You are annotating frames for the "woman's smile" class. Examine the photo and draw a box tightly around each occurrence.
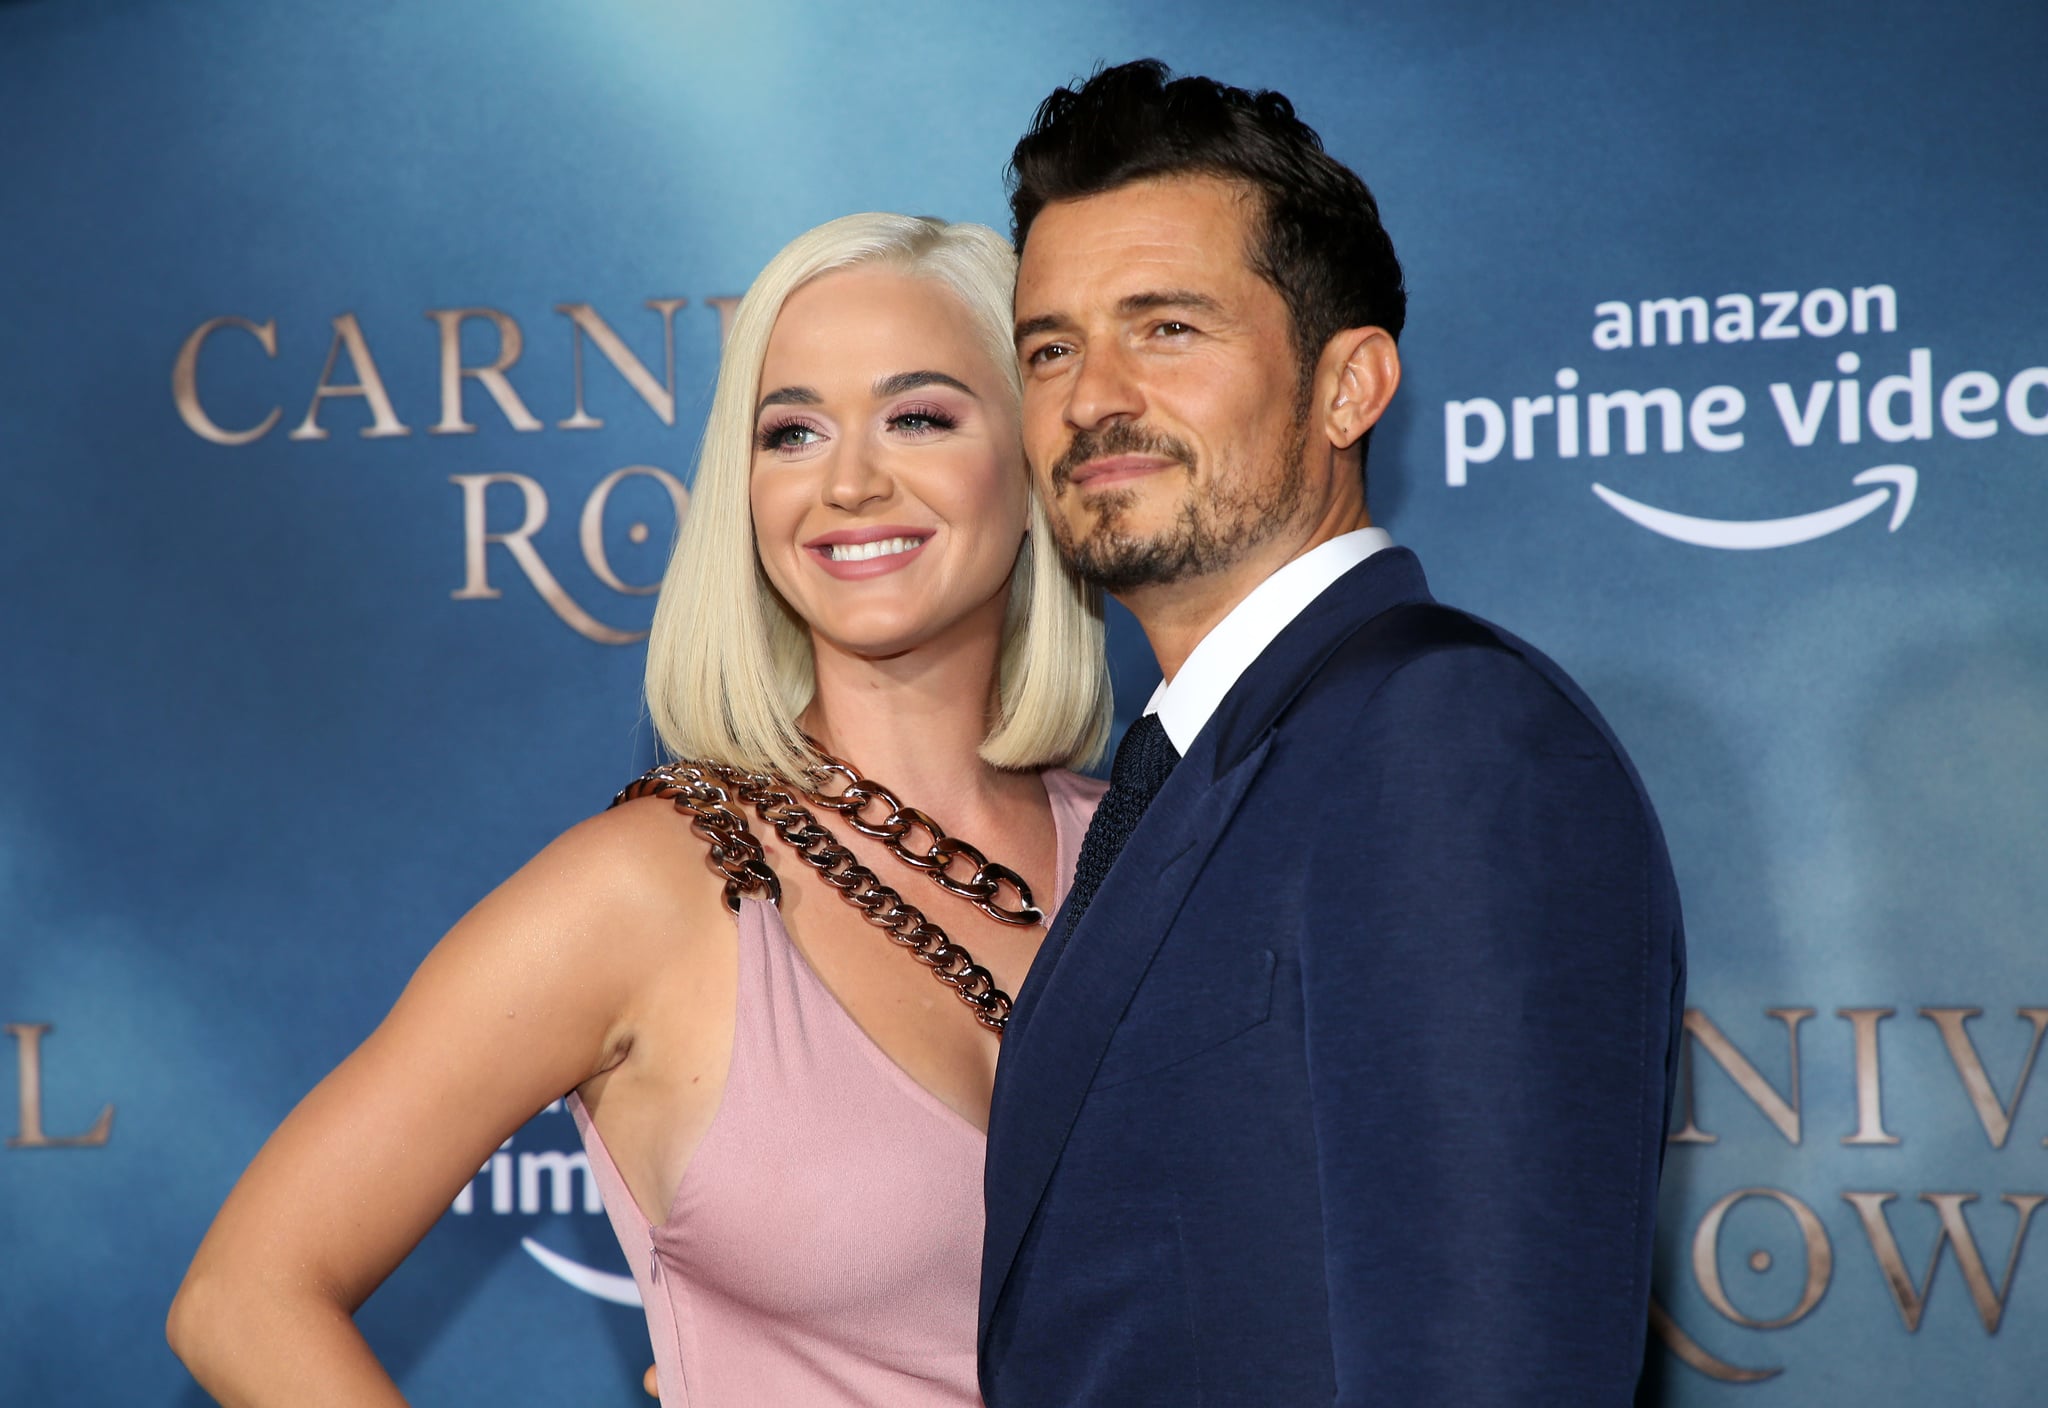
[805,525,934,578]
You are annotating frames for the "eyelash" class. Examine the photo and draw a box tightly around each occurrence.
[756,417,824,452]
[755,404,959,453]
[889,403,957,434]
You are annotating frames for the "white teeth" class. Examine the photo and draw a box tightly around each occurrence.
[825,536,924,562]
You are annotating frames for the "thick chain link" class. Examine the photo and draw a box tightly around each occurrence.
[613,760,1014,1034]
[802,752,1043,927]
[613,763,781,912]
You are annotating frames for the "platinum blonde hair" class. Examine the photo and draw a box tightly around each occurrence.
[643,212,1110,779]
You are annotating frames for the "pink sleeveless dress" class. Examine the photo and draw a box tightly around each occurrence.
[570,768,1104,1407]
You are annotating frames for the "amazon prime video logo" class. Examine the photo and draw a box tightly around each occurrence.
[1441,283,2048,549]
[449,1100,641,1306]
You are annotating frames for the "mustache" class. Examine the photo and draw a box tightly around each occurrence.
[1048,422,1196,491]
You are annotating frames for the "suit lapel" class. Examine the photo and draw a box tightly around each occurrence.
[979,547,1437,1350]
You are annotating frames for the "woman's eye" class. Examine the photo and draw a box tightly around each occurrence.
[758,420,823,452]
[889,406,957,435]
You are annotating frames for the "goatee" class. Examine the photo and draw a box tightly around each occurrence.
[1048,417,1309,593]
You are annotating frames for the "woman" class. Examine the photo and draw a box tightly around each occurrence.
[168,213,1111,1406]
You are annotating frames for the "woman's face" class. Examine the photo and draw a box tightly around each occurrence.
[750,265,1028,665]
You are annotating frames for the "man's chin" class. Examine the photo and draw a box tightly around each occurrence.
[1056,528,1212,594]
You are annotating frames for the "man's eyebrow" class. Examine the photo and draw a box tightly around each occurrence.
[874,370,978,399]
[1118,289,1224,318]
[756,385,820,415]
[1014,291,1226,346]
[1014,313,1065,347]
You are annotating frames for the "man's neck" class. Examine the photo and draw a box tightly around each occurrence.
[1125,501,1375,682]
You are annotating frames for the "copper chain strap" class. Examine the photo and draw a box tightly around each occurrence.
[612,758,1024,1034]
[612,762,784,909]
[802,751,1042,927]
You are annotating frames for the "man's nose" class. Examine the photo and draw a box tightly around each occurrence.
[1064,341,1145,429]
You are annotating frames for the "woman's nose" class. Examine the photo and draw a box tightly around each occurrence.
[822,437,893,512]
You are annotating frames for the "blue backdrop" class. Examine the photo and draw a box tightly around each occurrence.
[3,1,2045,1402]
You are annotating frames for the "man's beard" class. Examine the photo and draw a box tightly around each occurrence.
[1045,416,1310,594]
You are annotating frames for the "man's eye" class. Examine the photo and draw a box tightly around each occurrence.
[1027,342,1073,367]
[1155,321,1194,337]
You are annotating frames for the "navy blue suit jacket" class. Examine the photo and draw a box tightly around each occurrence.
[979,548,1685,1406]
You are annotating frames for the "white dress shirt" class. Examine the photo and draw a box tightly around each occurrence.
[1144,527,1394,754]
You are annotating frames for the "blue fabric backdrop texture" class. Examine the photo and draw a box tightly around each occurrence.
[2,2,2044,1403]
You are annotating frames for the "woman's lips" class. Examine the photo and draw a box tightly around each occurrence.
[805,529,933,579]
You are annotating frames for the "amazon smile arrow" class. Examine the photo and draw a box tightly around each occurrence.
[521,1235,642,1306]
[1591,465,1917,550]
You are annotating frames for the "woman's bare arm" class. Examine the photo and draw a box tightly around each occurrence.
[168,801,712,1406]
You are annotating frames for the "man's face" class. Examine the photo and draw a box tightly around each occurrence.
[1013,174,1313,594]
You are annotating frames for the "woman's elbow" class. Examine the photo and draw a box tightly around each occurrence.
[166,1266,232,1379]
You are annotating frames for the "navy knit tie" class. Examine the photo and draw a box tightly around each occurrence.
[1060,712,1182,931]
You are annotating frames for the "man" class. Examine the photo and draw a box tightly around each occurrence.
[980,61,1686,1406]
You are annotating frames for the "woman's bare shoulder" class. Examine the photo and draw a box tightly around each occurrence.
[558,790,724,887]
[446,790,737,980]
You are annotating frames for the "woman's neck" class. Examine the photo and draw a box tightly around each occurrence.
[798,595,1036,820]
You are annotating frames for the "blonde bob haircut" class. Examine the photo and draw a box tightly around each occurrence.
[644,212,1110,780]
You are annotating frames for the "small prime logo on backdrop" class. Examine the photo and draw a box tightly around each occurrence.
[172,297,736,643]
[1441,283,2048,547]
[449,1100,641,1307]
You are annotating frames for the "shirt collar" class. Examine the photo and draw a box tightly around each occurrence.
[1143,527,1394,754]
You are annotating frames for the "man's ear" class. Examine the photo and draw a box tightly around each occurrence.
[1320,327,1401,451]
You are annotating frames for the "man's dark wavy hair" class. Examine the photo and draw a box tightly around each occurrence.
[1009,60,1406,440]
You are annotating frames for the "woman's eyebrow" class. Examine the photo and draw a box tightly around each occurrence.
[757,385,821,414]
[873,370,978,399]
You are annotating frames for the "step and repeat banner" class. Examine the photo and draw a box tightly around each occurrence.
[3,1,2043,1403]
